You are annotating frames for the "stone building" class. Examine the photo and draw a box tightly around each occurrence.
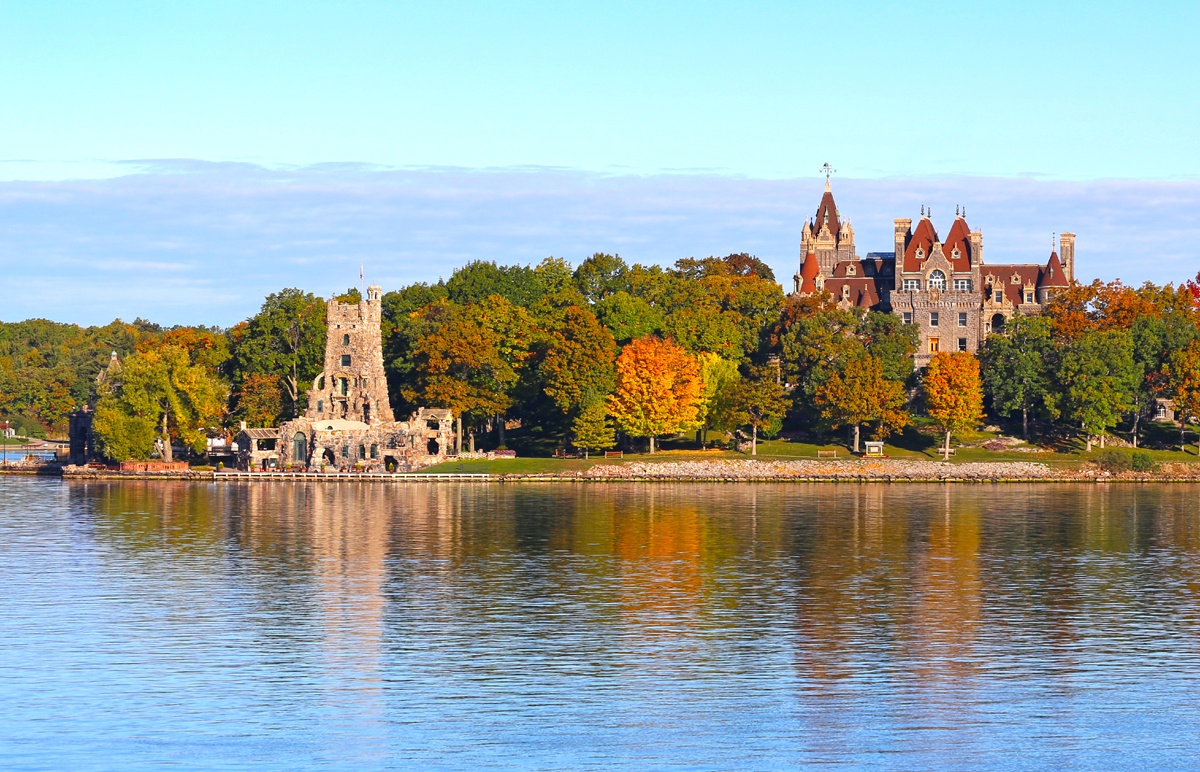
[236,285,455,471]
[793,181,1075,367]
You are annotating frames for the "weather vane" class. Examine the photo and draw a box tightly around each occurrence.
[821,162,836,180]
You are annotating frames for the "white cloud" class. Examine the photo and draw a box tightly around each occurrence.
[0,163,1196,326]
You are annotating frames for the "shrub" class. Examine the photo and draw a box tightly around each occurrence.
[1096,448,1132,473]
[1131,451,1158,473]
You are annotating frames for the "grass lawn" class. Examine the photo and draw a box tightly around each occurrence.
[0,437,30,446]
[413,431,1200,475]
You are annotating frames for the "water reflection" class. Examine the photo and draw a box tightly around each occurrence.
[2,480,1199,769]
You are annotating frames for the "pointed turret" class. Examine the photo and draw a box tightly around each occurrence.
[1039,250,1068,288]
[798,248,822,294]
[814,182,840,238]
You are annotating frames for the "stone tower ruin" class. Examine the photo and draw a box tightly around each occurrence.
[305,285,395,425]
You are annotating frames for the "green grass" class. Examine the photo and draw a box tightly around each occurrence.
[0,437,30,446]
[412,432,1200,475]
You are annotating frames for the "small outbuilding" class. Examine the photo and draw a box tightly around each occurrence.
[863,441,886,458]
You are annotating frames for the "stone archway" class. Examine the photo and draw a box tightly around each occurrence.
[991,313,1006,334]
[427,438,440,455]
[292,432,308,466]
[323,448,336,467]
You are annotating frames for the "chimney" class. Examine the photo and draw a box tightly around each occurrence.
[894,219,912,264]
[1059,233,1076,282]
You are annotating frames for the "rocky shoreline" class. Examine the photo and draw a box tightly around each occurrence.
[25,457,1200,483]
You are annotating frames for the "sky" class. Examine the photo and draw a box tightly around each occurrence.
[1,1,1198,326]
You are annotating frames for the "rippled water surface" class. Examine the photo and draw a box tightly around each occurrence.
[3,479,1200,770]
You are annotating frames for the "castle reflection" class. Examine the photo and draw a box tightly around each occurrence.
[73,480,1200,699]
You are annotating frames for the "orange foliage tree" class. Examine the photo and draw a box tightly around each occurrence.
[1168,340,1200,454]
[607,336,704,453]
[924,352,985,460]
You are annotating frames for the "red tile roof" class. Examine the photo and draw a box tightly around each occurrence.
[902,217,939,272]
[813,182,840,238]
[798,249,821,293]
[830,278,882,309]
[941,216,974,273]
[983,265,1042,306]
[1039,251,1068,288]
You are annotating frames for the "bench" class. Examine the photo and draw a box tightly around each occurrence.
[817,449,837,459]
[604,450,624,459]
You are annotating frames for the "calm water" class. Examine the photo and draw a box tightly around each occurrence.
[3,479,1200,770]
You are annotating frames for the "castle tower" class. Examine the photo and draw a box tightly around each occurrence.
[797,179,857,283]
[306,285,395,425]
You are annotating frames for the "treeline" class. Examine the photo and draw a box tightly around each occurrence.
[3,255,1200,459]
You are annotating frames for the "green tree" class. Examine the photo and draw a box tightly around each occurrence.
[594,291,663,344]
[573,253,630,303]
[91,399,157,461]
[697,353,741,446]
[230,289,326,419]
[571,400,616,459]
[97,344,226,461]
[536,305,617,415]
[1055,329,1141,452]
[731,364,789,456]
[980,314,1054,439]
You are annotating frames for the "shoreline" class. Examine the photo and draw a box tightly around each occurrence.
[17,457,1200,483]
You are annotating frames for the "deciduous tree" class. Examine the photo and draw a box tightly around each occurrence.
[980,314,1053,439]
[571,400,616,459]
[607,336,704,453]
[1167,340,1200,453]
[1055,329,1140,452]
[924,352,985,460]
[229,289,326,419]
[813,350,908,453]
[731,364,789,456]
[97,344,226,461]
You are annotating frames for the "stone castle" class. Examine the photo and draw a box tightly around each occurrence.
[793,180,1074,367]
[236,285,455,471]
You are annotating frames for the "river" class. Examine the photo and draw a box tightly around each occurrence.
[2,479,1199,770]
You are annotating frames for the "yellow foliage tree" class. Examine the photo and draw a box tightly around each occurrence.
[1168,339,1200,454]
[607,336,704,453]
[925,352,985,460]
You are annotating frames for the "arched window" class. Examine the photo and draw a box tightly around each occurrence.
[292,433,307,465]
[929,270,947,290]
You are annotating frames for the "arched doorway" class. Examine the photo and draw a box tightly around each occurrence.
[991,313,1006,334]
[292,432,307,465]
[427,438,440,455]
[323,448,336,467]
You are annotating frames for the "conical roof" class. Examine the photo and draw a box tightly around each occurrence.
[1039,250,1069,288]
[799,249,821,293]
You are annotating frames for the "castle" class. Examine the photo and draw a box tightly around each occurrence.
[793,179,1074,366]
[236,285,455,471]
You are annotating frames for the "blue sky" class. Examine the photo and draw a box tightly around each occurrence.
[1,1,1197,325]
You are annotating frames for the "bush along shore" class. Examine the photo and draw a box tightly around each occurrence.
[52,457,1200,482]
